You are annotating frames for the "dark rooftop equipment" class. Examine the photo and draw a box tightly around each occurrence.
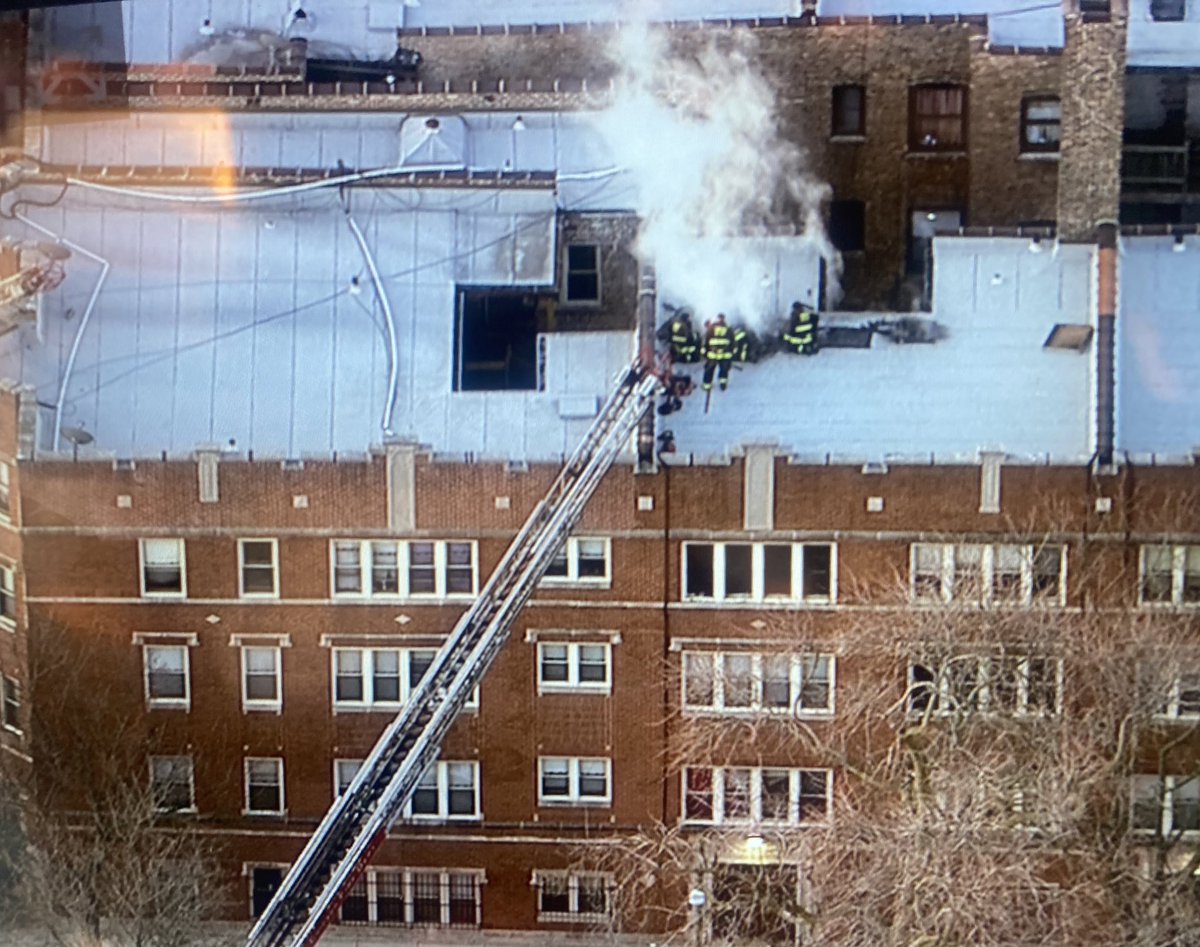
[304,47,422,84]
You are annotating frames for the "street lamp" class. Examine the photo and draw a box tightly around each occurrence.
[687,888,706,947]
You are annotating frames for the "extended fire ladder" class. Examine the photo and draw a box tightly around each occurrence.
[245,361,661,947]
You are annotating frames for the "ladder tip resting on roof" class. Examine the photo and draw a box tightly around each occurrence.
[245,360,662,947]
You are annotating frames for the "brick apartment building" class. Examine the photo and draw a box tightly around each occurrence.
[1,0,1200,943]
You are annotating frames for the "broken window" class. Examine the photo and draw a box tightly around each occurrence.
[802,544,832,599]
[562,244,600,303]
[453,288,540,391]
[681,542,834,602]
[909,84,966,152]
[685,544,715,598]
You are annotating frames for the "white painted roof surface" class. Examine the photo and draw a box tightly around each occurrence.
[1117,236,1200,459]
[1126,0,1200,67]
[5,187,646,461]
[663,238,1096,464]
[817,0,1063,47]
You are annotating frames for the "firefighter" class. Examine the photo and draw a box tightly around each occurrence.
[782,301,819,355]
[731,323,755,363]
[659,309,699,364]
[701,312,734,392]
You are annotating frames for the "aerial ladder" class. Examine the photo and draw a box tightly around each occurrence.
[245,360,662,947]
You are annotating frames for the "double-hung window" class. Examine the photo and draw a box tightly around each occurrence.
[335,759,364,797]
[1132,775,1200,836]
[144,644,190,709]
[404,761,480,821]
[534,872,612,923]
[0,562,14,626]
[541,538,611,586]
[831,84,866,137]
[1140,545,1200,606]
[563,244,601,304]
[340,869,482,928]
[241,646,282,712]
[682,651,834,716]
[907,653,1061,717]
[332,647,474,711]
[682,542,834,603]
[239,539,279,597]
[140,539,186,597]
[0,461,11,520]
[1156,670,1200,720]
[909,83,966,152]
[244,758,285,815]
[682,766,832,826]
[537,642,610,692]
[1,675,19,732]
[538,757,611,806]
[331,541,477,599]
[150,755,195,813]
[911,543,1065,605]
[1020,97,1061,153]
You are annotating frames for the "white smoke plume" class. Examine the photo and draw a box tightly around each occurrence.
[590,20,841,330]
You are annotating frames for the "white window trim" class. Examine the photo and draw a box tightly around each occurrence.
[681,766,833,827]
[532,870,613,924]
[149,754,196,814]
[330,647,478,713]
[240,645,283,713]
[238,538,280,599]
[1154,672,1200,721]
[0,460,12,523]
[539,537,612,588]
[1139,544,1200,608]
[0,559,17,629]
[334,758,364,797]
[244,757,286,816]
[681,541,837,604]
[330,540,478,601]
[537,756,611,807]
[561,242,601,305]
[681,651,836,717]
[1132,774,1200,837]
[402,761,481,822]
[907,654,1063,718]
[139,538,187,598]
[143,642,192,711]
[1,674,21,735]
[340,867,485,927]
[910,542,1066,607]
[536,641,612,694]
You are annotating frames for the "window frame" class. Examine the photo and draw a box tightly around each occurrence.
[0,561,14,628]
[536,641,612,693]
[334,758,364,797]
[330,540,478,600]
[908,83,967,153]
[238,538,280,598]
[244,757,286,816]
[338,868,483,928]
[1019,96,1061,154]
[539,537,612,588]
[561,242,601,305]
[0,460,12,522]
[149,754,196,814]
[139,538,187,598]
[1132,774,1200,837]
[1155,670,1200,721]
[402,760,481,822]
[681,766,833,826]
[831,83,866,138]
[910,542,1067,606]
[534,871,613,923]
[537,756,612,807]
[241,645,283,713]
[1,674,20,733]
[681,651,835,717]
[143,643,191,710]
[907,653,1063,718]
[330,646,476,713]
[681,541,836,604]
[1139,544,1200,607]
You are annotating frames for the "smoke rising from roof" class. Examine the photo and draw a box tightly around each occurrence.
[590,21,840,330]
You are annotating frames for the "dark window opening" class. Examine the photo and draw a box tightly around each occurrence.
[832,84,866,137]
[252,867,283,918]
[909,84,966,152]
[1021,97,1061,153]
[802,544,832,599]
[454,288,540,391]
[1151,0,1186,20]
[686,544,714,597]
[829,200,866,253]
[563,244,600,303]
[764,545,793,597]
[724,544,753,597]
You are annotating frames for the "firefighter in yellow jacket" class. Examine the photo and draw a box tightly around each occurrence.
[701,313,735,392]
[783,301,819,355]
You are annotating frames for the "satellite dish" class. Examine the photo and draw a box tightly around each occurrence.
[60,426,94,447]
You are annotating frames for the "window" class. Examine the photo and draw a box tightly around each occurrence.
[404,761,480,821]
[1132,775,1200,835]
[682,652,834,716]
[245,758,285,815]
[537,642,611,692]
[682,542,834,603]
[911,543,1066,605]
[1140,545,1200,606]
[682,766,832,825]
[1020,97,1061,153]
[0,563,13,625]
[338,869,482,927]
[538,757,611,806]
[909,84,966,152]
[563,244,600,303]
[454,287,540,391]
[907,653,1061,717]
[140,538,186,597]
[150,755,195,813]
[0,461,11,520]
[1150,0,1186,21]
[1,675,19,732]
[335,759,363,796]
[250,866,284,919]
[239,539,279,597]
[144,644,190,709]
[535,872,612,922]
[242,646,282,712]
[829,199,866,253]
[1154,670,1200,719]
[331,541,477,599]
[332,647,474,711]
[831,84,865,137]
[541,537,611,586]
